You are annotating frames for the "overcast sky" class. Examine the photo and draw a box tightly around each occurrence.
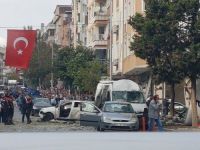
[0,0,72,41]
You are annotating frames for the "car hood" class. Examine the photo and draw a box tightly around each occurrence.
[102,112,134,120]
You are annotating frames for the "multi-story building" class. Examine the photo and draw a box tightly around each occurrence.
[40,22,56,46]
[123,1,148,75]
[0,46,5,84]
[110,0,147,79]
[72,0,88,47]
[87,0,108,62]
[52,5,72,47]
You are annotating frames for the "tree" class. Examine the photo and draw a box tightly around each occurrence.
[74,60,102,93]
[24,34,53,88]
[54,46,106,93]
[129,0,184,116]
[129,0,200,126]
[176,0,200,127]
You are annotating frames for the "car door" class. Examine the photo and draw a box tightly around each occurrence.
[80,102,101,127]
[58,102,72,119]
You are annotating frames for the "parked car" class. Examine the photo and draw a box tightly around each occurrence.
[80,101,139,131]
[32,98,51,116]
[39,100,93,121]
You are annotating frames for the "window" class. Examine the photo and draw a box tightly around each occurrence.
[78,33,80,42]
[78,13,80,22]
[116,29,119,41]
[81,103,99,113]
[49,29,55,36]
[112,91,145,103]
[99,26,105,34]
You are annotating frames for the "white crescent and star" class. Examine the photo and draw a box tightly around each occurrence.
[13,37,29,55]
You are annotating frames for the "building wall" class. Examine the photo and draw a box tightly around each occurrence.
[87,0,108,61]
[53,5,72,48]
[122,0,147,76]
[73,0,88,47]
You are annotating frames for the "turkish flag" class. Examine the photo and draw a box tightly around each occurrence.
[5,30,37,69]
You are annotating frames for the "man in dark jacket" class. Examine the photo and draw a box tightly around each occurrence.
[25,95,33,124]
[20,93,27,123]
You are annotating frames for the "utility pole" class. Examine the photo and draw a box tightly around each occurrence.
[51,42,54,92]
[109,0,113,81]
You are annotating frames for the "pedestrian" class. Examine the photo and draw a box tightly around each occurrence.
[148,94,163,131]
[162,97,170,117]
[25,95,33,124]
[21,93,27,123]
[4,91,14,125]
[1,95,9,125]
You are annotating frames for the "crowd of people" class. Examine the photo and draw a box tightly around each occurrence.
[0,90,34,125]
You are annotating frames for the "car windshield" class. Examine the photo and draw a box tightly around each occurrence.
[112,91,145,103]
[103,103,134,113]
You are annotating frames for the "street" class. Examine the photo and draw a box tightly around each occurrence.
[0,104,95,132]
[0,132,200,150]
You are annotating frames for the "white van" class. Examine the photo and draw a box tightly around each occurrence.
[94,79,147,117]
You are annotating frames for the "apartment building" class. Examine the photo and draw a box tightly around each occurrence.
[87,0,108,62]
[72,0,88,47]
[40,23,56,46]
[0,46,5,84]
[53,5,72,47]
[109,0,147,78]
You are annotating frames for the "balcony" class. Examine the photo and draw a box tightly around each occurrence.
[123,54,148,75]
[88,11,109,28]
[91,34,107,48]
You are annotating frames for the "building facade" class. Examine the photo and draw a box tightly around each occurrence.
[87,0,108,62]
[72,0,88,47]
[53,5,72,47]
[0,46,5,84]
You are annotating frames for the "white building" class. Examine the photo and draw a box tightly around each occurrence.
[72,0,88,47]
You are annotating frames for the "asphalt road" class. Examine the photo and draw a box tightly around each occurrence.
[0,103,95,132]
[0,132,200,150]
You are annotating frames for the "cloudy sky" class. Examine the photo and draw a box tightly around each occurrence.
[0,0,71,44]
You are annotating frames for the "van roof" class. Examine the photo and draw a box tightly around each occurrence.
[113,79,140,91]
[97,79,140,91]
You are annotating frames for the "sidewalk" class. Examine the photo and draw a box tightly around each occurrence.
[165,125,200,132]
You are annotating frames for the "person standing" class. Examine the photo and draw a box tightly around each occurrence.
[148,95,163,131]
[162,98,170,117]
[4,92,14,125]
[20,93,27,123]
[25,95,33,124]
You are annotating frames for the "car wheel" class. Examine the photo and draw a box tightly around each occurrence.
[43,113,54,121]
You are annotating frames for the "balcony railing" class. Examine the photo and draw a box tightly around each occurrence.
[93,34,105,41]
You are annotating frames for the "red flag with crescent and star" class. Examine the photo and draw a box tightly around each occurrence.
[5,30,37,69]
